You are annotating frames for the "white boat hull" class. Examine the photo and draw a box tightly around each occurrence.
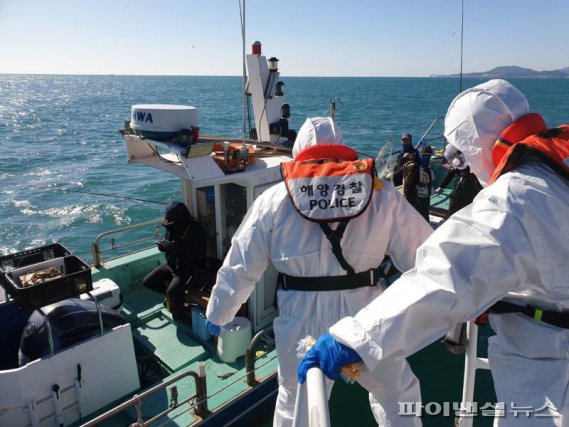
[0,323,139,427]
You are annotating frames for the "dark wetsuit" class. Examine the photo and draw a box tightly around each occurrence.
[393,147,418,186]
[403,157,434,222]
[143,203,206,313]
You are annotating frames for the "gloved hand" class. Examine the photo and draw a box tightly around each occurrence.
[206,319,221,336]
[434,187,443,196]
[156,239,174,253]
[297,333,362,384]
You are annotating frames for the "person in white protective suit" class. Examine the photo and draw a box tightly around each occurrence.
[205,117,433,427]
[298,79,569,426]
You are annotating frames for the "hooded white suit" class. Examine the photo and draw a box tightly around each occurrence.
[206,117,433,426]
[330,80,569,426]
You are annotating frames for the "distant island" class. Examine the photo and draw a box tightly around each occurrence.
[431,65,569,79]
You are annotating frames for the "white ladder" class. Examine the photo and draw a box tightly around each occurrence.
[455,321,490,427]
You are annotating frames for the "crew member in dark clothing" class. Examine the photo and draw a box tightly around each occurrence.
[435,148,483,218]
[403,145,434,222]
[143,202,206,323]
[392,133,419,186]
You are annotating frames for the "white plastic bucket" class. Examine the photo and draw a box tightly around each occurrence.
[216,317,252,363]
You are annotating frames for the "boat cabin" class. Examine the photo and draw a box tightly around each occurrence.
[122,47,295,333]
[123,130,292,332]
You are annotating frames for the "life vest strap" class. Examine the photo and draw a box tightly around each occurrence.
[277,268,380,292]
[488,300,569,329]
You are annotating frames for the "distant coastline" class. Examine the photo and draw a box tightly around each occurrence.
[432,65,569,79]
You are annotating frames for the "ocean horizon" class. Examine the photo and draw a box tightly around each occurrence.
[1,75,568,262]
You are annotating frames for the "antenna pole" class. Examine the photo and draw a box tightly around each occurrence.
[241,0,247,147]
[459,0,464,93]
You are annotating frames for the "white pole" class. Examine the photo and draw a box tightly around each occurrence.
[296,368,331,427]
[292,378,308,427]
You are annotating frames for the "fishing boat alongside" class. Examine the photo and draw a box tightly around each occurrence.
[0,43,294,427]
[0,42,495,427]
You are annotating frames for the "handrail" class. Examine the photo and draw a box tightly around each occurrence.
[292,367,331,427]
[81,347,278,427]
[91,218,162,267]
[245,328,269,386]
[81,363,209,427]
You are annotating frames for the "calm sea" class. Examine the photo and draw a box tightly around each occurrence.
[1,75,568,262]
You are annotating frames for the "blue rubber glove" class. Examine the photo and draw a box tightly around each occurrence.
[206,319,221,336]
[297,333,362,384]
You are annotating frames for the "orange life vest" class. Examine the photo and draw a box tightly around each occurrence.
[281,143,384,278]
[489,113,569,185]
[472,114,569,328]
[281,144,377,223]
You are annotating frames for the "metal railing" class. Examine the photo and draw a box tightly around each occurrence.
[81,363,209,427]
[245,328,270,386]
[91,219,162,267]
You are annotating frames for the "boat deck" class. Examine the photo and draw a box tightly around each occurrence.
[125,289,212,372]
[0,183,480,426]
[86,286,279,426]
[429,188,452,219]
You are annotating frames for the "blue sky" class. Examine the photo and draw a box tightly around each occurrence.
[1,0,567,77]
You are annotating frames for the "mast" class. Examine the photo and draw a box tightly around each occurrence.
[240,0,247,147]
[459,0,464,93]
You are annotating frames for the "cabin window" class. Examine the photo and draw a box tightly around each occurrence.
[220,183,248,256]
[196,186,217,258]
[196,183,248,259]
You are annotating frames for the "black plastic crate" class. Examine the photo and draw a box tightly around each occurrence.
[0,243,72,273]
[2,255,93,310]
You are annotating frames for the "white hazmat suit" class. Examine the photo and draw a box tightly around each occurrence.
[206,117,433,427]
[330,80,569,426]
